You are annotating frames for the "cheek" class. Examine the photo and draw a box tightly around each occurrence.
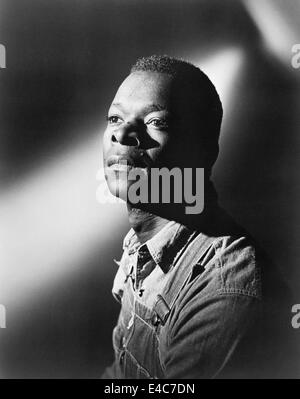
[146,138,196,168]
[146,133,171,162]
[102,129,111,156]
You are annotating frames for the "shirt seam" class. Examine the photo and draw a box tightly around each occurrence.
[166,289,261,348]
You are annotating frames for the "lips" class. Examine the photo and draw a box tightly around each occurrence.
[107,155,133,168]
[106,154,146,169]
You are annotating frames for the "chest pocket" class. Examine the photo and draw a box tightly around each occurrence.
[125,305,165,379]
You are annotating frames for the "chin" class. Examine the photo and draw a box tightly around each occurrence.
[106,175,129,201]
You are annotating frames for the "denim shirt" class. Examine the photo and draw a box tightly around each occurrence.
[101,212,290,379]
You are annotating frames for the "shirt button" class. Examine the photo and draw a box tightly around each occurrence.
[127,314,134,329]
[119,351,125,365]
[151,313,160,327]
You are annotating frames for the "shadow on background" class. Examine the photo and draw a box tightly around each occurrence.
[0,0,299,378]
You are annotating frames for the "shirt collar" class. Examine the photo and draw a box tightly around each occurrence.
[122,221,194,273]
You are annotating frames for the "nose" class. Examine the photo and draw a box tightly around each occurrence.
[111,123,141,148]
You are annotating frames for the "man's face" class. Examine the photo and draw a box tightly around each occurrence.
[102,71,204,201]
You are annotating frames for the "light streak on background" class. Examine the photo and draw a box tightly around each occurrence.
[0,131,127,309]
[193,47,245,121]
[244,0,300,65]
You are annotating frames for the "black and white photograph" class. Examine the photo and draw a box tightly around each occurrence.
[0,0,299,381]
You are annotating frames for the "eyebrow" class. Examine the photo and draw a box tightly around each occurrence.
[110,102,167,114]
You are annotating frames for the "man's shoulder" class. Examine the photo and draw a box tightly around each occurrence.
[206,234,261,299]
[185,209,263,300]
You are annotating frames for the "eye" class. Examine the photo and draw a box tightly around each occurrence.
[146,118,169,129]
[107,115,122,125]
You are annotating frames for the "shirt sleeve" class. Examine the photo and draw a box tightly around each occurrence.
[161,236,262,379]
[162,291,260,378]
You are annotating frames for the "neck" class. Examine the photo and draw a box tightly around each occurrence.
[127,203,170,244]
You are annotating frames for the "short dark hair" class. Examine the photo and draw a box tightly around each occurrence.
[131,55,223,169]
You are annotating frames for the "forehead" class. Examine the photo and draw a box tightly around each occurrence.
[111,71,174,110]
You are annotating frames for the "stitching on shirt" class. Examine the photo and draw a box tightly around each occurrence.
[193,285,262,301]
[125,324,164,378]
[166,289,261,345]
[125,349,153,378]
[134,311,155,329]
[215,288,262,299]
[133,297,167,377]
[134,312,162,342]
[253,250,262,298]
[133,312,163,358]
[215,259,261,299]
[214,238,261,299]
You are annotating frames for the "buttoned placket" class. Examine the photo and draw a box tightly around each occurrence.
[111,223,199,378]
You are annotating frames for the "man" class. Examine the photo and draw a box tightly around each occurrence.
[101,55,292,379]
